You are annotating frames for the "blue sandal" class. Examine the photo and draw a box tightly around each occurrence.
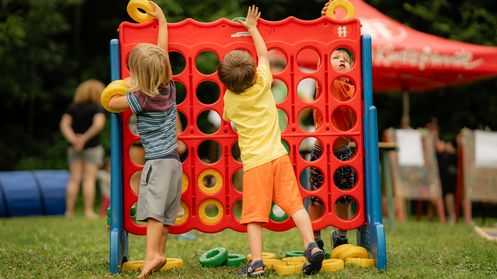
[302,242,325,275]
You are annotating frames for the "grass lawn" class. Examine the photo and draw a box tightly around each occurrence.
[1,215,496,278]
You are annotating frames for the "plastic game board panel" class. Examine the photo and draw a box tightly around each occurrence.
[120,17,364,234]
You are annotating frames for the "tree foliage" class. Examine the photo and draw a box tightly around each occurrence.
[0,0,496,169]
[370,0,497,138]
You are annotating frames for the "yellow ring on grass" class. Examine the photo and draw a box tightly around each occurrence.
[345,257,375,268]
[282,256,307,264]
[246,252,276,261]
[197,169,223,195]
[273,262,302,275]
[101,79,129,113]
[198,199,223,225]
[175,202,189,225]
[262,258,283,269]
[322,259,345,272]
[127,0,154,23]
[181,173,188,194]
[121,260,143,271]
[338,245,369,260]
[325,0,356,20]
[161,258,184,271]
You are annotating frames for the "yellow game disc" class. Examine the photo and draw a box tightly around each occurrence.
[198,199,223,225]
[246,252,276,261]
[331,243,354,259]
[127,0,154,23]
[160,258,184,271]
[101,79,129,113]
[121,260,143,271]
[322,259,344,272]
[325,0,356,20]
[282,256,307,264]
[273,262,302,275]
[174,202,189,225]
[197,169,223,195]
[338,246,369,260]
[262,258,283,269]
[345,258,375,268]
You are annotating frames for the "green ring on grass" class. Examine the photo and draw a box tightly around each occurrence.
[285,250,304,257]
[199,247,228,267]
[231,17,246,22]
[269,203,288,222]
[226,253,246,267]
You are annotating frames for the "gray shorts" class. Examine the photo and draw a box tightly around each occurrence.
[67,145,104,167]
[137,159,182,225]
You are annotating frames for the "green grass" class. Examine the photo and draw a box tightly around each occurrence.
[1,216,496,278]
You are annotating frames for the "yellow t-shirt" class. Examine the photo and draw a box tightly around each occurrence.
[223,64,288,171]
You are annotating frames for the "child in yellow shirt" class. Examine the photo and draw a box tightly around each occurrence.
[219,5,324,276]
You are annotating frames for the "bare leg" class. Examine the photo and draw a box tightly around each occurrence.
[159,225,168,256]
[445,194,456,224]
[82,162,98,219]
[463,197,472,225]
[436,198,446,224]
[65,160,83,217]
[291,209,319,253]
[247,223,263,262]
[138,219,165,279]
[158,225,168,268]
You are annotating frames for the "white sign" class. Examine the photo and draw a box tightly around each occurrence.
[475,131,497,168]
[395,129,425,166]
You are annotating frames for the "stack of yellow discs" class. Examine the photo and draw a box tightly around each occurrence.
[330,244,375,268]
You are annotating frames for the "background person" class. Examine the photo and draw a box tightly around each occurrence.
[60,79,106,219]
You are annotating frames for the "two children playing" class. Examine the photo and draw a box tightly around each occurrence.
[104,2,353,277]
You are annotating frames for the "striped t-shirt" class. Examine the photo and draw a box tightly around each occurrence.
[126,80,177,160]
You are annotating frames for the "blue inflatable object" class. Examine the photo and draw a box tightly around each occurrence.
[0,171,43,216]
[0,178,7,217]
[0,170,68,217]
[34,170,68,215]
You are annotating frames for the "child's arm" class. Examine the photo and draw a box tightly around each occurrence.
[240,6,269,69]
[60,114,81,149]
[108,95,130,111]
[79,113,106,146]
[148,1,172,79]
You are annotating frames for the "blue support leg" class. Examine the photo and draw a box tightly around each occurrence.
[360,34,387,271]
[108,38,128,274]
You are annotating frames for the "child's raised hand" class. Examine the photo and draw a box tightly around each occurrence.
[147,1,166,21]
[240,5,261,30]
[322,1,330,16]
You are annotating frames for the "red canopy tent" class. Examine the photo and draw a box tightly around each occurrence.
[348,0,497,93]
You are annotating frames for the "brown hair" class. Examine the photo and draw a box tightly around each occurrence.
[218,50,256,93]
[128,43,171,97]
[73,79,105,105]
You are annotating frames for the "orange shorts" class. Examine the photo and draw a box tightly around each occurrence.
[240,155,304,224]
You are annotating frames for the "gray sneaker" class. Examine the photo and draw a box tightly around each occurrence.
[331,229,349,249]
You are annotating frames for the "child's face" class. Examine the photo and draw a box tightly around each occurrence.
[331,50,352,72]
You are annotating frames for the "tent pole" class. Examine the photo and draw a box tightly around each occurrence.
[401,90,410,128]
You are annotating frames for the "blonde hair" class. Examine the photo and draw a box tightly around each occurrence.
[333,48,353,65]
[128,43,171,97]
[73,79,105,104]
[218,50,256,93]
